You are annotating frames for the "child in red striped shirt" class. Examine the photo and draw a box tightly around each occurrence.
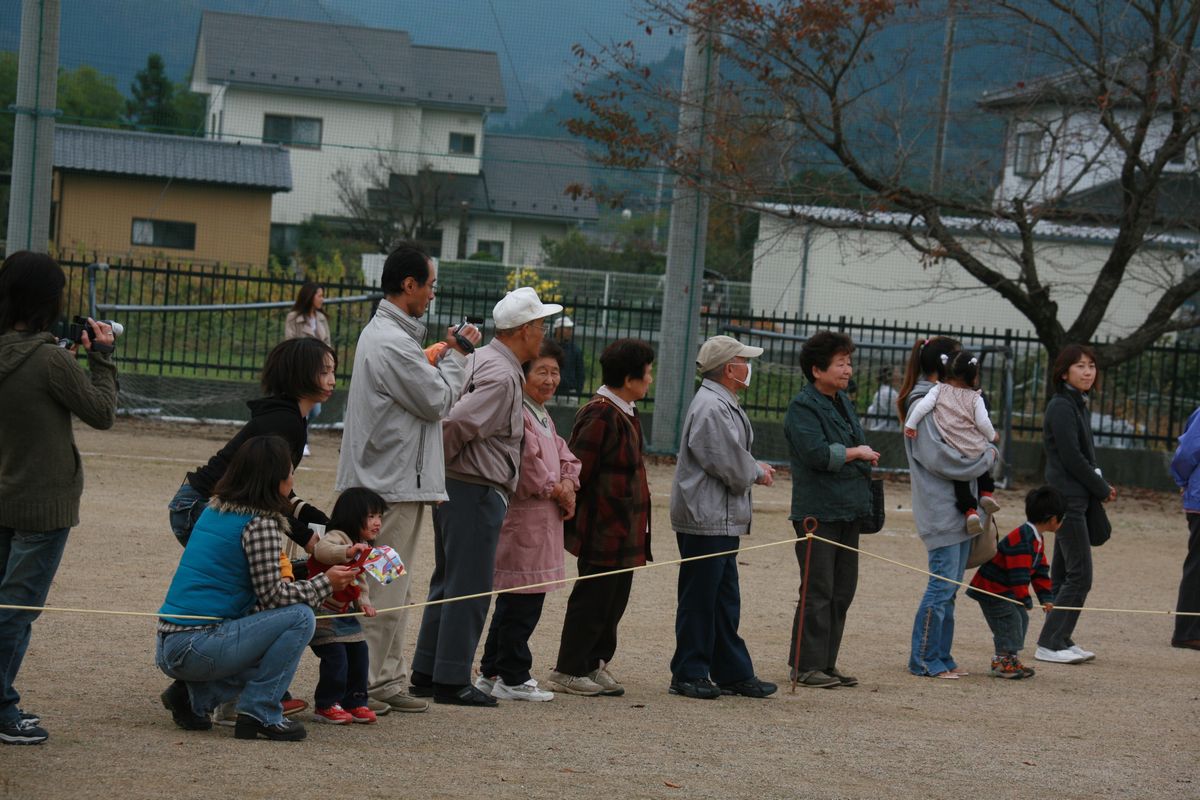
[966,486,1063,678]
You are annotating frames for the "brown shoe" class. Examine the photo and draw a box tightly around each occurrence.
[1171,639,1200,650]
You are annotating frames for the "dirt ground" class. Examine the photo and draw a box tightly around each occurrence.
[1,418,1196,799]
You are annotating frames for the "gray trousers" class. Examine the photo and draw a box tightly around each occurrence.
[1175,513,1200,642]
[788,519,860,672]
[412,478,507,686]
[1037,494,1093,651]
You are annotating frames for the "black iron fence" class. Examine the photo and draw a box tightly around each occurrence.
[61,259,1200,449]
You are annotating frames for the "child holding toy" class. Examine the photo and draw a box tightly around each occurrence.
[307,488,387,724]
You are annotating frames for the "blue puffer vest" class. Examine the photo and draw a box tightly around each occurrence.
[159,505,257,625]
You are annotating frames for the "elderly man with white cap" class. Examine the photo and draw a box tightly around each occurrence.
[668,335,778,700]
[411,287,562,707]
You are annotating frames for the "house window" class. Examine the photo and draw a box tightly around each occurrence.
[476,240,504,261]
[449,132,476,155]
[263,114,323,149]
[131,218,196,250]
[270,224,301,256]
[1013,130,1044,178]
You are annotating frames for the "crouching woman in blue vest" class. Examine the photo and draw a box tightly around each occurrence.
[156,435,358,741]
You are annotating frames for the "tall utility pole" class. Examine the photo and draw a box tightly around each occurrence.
[6,0,61,254]
[650,18,719,453]
[930,0,957,194]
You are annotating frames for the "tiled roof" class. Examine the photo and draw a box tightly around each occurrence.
[375,135,598,223]
[196,11,506,112]
[53,125,292,191]
[478,135,598,221]
[753,202,1200,248]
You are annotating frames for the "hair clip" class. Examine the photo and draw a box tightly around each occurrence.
[939,353,949,364]
[969,357,978,365]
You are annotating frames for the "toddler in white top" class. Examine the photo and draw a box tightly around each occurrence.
[904,349,1000,533]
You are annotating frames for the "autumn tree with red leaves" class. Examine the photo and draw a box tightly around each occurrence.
[568,0,1200,366]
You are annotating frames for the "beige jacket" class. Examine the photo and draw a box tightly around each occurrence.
[284,311,331,345]
[443,338,525,495]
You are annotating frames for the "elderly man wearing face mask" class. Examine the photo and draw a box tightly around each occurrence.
[667,335,778,700]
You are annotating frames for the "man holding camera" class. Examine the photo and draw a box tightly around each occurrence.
[335,244,480,716]
[668,335,777,700]
[411,287,562,706]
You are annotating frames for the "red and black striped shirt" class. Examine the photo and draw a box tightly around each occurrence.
[967,522,1053,608]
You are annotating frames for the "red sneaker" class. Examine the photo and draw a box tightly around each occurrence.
[345,705,377,724]
[281,698,308,717]
[313,704,353,724]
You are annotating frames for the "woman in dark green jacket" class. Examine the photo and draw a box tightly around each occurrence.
[784,331,879,689]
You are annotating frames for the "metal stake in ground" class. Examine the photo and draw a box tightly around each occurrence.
[789,517,818,692]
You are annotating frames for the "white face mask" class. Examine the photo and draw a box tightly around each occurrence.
[734,361,752,387]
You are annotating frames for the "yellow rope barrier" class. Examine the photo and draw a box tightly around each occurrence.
[2,531,1198,620]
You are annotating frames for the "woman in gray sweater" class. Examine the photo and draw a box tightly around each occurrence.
[898,336,996,679]
[0,252,117,744]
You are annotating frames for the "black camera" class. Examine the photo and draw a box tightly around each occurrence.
[453,315,484,354]
[59,316,123,354]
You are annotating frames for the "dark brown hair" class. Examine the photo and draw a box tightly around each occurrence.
[291,282,325,317]
[523,339,565,376]
[261,337,337,399]
[0,251,65,333]
[328,487,388,544]
[600,338,655,388]
[1050,343,1098,389]
[799,330,855,383]
[211,435,294,514]
[896,335,961,422]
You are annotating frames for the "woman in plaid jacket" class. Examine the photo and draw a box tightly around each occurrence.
[549,339,655,698]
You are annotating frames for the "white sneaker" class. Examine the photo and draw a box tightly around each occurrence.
[1067,645,1095,662]
[965,513,983,535]
[979,495,1001,514]
[491,678,554,702]
[1034,646,1086,664]
[473,674,496,695]
[214,700,238,727]
[302,444,312,457]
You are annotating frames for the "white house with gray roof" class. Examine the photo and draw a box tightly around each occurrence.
[190,11,596,263]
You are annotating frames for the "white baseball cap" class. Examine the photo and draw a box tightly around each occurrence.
[552,316,575,331]
[492,287,563,330]
[696,335,764,373]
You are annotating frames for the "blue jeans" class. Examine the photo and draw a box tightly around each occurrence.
[972,592,1029,655]
[0,526,70,726]
[167,482,207,547]
[155,605,315,725]
[908,539,971,676]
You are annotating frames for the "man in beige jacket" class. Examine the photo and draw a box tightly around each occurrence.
[335,244,480,715]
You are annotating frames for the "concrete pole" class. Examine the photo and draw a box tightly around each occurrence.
[6,0,60,254]
[930,0,957,194]
[650,19,718,453]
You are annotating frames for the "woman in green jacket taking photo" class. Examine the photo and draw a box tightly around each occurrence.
[784,331,879,689]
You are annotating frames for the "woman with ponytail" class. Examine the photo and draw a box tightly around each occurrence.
[899,337,999,679]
